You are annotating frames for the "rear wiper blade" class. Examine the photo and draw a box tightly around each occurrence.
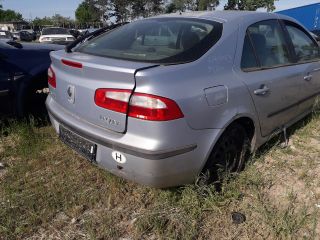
[65,22,128,53]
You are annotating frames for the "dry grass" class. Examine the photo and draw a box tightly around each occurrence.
[0,107,319,240]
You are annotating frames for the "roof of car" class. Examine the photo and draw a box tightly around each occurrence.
[154,10,279,23]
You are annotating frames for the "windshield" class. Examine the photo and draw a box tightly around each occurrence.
[0,31,12,39]
[76,18,222,64]
[42,28,69,35]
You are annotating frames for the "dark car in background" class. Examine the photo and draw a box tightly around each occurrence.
[0,40,64,116]
[69,29,80,39]
[12,31,34,42]
[23,29,37,41]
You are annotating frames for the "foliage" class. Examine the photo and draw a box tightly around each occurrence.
[130,0,164,19]
[0,0,279,27]
[0,4,23,22]
[165,0,219,13]
[224,0,278,11]
[32,14,75,28]
[75,0,102,24]
[32,17,53,27]
[74,0,278,23]
[198,0,220,11]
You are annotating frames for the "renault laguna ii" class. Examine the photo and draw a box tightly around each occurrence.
[46,11,320,187]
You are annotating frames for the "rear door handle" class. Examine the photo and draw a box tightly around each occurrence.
[304,74,313,81]
[254,85,270,96]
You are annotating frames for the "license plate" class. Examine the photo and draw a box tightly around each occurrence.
[59,125,97,162]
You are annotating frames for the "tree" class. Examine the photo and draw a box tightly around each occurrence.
[0,6,23,22]
[95,0,112,22]
[131,0,163,19]
[75,0,101,24]
[165,0,195,12]
[198,0,219,11]
[110,0,131,23]
[51,14,75,27]
[32,17,54,27]
[165,0,219,13]
[97,0,163,23]
[32,15,75,29]
[224,0,277,11]
[165,2,177,13]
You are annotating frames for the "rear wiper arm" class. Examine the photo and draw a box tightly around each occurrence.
[65,22,128,53]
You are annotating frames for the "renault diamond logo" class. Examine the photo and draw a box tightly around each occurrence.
[67,85,75,104]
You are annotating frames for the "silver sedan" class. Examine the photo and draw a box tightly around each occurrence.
[46,11,320,187]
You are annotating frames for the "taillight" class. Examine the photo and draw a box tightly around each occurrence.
[48,66,56,88]
[95,89,131,114]
[94,89,184,121]
[128,93,184,121]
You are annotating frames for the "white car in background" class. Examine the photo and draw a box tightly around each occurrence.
[39,27,75,45]
[0,30,14,41]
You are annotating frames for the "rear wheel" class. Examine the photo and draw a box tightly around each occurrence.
[199,123,251,186]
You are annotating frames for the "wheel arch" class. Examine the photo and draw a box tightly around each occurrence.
[198,114,259,176]
[220,114,259,151]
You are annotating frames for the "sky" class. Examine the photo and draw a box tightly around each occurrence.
[1,0,320,20]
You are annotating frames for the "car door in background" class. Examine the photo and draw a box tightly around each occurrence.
[238,19,305,137]
[0,59,12,97]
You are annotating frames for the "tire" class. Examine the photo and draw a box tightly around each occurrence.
[199,123,251,186]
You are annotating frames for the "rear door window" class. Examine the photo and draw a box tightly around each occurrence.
[246,20,291,69]
[241,33,259,71]
[284,22,320,63]
[76,18,223,64]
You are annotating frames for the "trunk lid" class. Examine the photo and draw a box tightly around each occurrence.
[50,50,158,133]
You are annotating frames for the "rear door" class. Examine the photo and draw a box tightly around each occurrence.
[282,20,320,112]
[237,19,304,137]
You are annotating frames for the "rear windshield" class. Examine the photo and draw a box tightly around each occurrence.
[76,18,223,64]
[42,28,69,35]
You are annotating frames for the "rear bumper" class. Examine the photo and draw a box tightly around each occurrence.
[46,95,221,187]
[40,40,73,45]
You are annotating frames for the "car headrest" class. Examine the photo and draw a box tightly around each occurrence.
[181,31,200,50]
